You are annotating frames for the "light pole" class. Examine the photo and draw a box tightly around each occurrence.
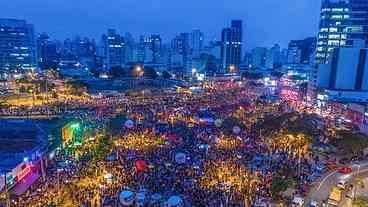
[352,164,361,206]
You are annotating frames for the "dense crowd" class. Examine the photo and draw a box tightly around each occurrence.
[9,81,329,206]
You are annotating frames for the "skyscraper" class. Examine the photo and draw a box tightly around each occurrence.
[251,47,267,69]
[266,44,281,69]
[191,29,204,58]
[171,33,191,68]
[221,20,243,73]
[150,35,162,63]
[37,33,59,70]
[316,0,368,64]
[138,35,162,63]
[100,29,125,70]
[287,37,316,65]
[0,19,37,72]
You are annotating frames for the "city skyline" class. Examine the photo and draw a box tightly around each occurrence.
[0,0,320,48]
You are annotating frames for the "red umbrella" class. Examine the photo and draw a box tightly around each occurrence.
[135,160,148,173]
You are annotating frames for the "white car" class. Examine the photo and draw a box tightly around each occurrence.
[292,196,305,207]
[337,180,347,190]
[309,200,318,207]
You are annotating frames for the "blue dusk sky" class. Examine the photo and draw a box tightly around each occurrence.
[0,0,321,48]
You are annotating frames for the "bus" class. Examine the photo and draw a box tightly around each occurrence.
[327,187,342,206]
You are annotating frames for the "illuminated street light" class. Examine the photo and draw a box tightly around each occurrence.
[135,65,144,77]
[135,66,142,73]
[229,65,237,73]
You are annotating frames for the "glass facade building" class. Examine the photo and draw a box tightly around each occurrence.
[0,19,37,72]
[316,0,368,64]
[100,29,125,70]
[221,20,243,73]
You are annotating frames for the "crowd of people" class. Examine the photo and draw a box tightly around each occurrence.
[8,80,332,206]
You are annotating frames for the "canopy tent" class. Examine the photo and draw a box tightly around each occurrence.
[167,196,184,207]
[119,190,135,206]
[124,120,134,128]
[175,153,187,164]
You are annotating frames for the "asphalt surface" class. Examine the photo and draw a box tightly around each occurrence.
[306,162,368,206]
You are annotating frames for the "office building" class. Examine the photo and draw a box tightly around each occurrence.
[317,45,368,102]
[221,20,243,73]
[124,32,137,63]
[266,44,281,69]
[37,33,59,70]
[191,29,204,58]
[0,19,37,72]
[316,0,368,64]
[100,29,125,70]
[251,47,267,69]
[171,33,191,68]
[138,35,162,63]
[287,37,316,65]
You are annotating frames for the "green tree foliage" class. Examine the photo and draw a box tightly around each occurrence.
[270,178,291,199]
[333,131,368,157]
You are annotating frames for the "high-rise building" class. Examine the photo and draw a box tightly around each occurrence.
[124,32,137,63]
[150,35,162,63]
[100,29,125,70]
[251,47,267,69]
[349,0,368,43]
[316,0,368,64]
[171,33,191,68]
[317,46,368,102]
[0,19,37,72]
[37,33,59,70]
[138,35,162,63]
[266,44,281,69]
[221,20,243,73]
[191,29,204,58]
[69,36,96,69]
[287,37,316,64]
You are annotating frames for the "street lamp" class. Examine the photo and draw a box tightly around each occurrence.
[229,65,237,73]
[135,65,144,77]
[135,66,142,73]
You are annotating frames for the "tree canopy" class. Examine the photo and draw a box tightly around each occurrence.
[162,70,171,79]
[333,131,368,157]
[143,67,158,79]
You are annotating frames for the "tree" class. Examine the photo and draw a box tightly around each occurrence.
[162,70,171,79]
[106,114,126,136]
[241,71,264,80]
[143,67,158,79]
[354,196,368,207]
[65,80,87,96]
[222,117,245,135]
[270,71,284,78]
[270,178,291,199]
[333,131,368,157]
[110,66,127,78]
